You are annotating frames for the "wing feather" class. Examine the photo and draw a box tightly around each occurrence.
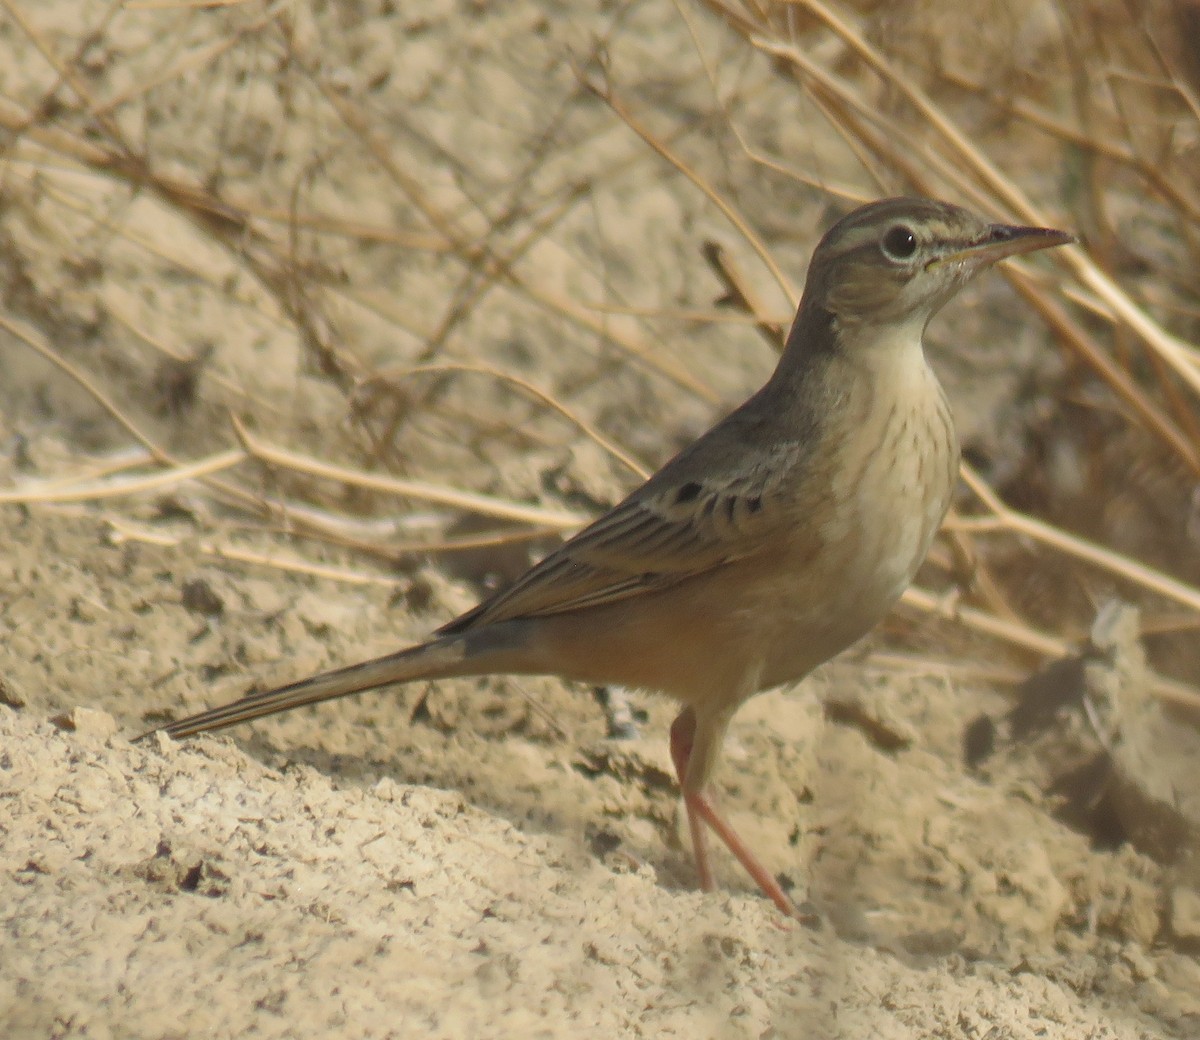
[441,466,795,632]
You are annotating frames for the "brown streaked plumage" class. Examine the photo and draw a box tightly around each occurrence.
[140,197,1073,917]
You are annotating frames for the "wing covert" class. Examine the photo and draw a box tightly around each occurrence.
[439,463,790,633]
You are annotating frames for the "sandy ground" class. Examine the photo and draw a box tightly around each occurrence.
[1,1,1198,1037]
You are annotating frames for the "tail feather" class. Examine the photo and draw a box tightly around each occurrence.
[139,634,478,742]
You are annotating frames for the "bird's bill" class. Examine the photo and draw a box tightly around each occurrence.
[936,223,1075,268]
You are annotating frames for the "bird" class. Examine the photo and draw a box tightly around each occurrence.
[141,197,1073,917]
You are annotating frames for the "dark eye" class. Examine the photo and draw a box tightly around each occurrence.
[881,225,917,261]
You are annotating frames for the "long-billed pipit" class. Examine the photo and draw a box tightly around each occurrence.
[143,197,1073,917]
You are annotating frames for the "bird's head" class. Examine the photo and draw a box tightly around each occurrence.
[802,197,1073,338]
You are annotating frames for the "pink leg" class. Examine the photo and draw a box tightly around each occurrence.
[669,709,715,891]
[669,708,796,917]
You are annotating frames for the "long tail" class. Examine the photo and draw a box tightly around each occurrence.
[138,629,508,742]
